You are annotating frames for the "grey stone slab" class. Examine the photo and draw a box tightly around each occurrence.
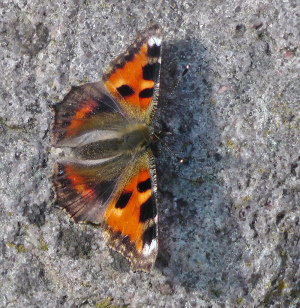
[1,0,300,307]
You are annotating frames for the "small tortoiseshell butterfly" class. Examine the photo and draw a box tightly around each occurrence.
[52,24,162,272]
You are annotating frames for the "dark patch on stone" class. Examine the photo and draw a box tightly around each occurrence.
[214,152,222,161]
[291,163,297,176]
[13,17,50,56]
[235,24,246,37]
[23,202,47,227]
[276,212,285,225]
[57,227,92,259]
[15,261,46,294]
[0,240,7,258]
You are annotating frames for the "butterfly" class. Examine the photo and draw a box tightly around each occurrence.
[52,24,162,272]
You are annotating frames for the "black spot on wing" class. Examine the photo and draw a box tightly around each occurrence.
[140,196,157,222]
[137,178,151,192]
[147,44,161,58]
[142,224,157,246]
[117,85,135,97]
[139,88,154,98]
[115,192,133,209]
[143,63,160,81]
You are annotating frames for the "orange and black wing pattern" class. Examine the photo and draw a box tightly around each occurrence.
[103,151,158,272]
[103,23,162,124]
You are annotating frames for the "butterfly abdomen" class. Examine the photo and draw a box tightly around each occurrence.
[72,123,151,160]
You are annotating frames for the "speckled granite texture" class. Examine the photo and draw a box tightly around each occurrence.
[1,0,300,307]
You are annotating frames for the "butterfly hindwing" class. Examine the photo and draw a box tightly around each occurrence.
[103,150,158,272]
[53,24,162,272]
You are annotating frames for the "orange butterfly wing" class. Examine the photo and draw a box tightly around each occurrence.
[103,152,158,271]
[103,24,162,123]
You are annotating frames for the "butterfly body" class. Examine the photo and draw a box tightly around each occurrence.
[53,24,162,272]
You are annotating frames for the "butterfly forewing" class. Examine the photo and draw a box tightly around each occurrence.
[103,23,162,124]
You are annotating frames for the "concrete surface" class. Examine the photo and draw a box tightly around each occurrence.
[0,0,300,307]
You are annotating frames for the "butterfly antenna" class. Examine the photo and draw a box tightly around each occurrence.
[169,64,191,96]
[153,132,185,164]
[182,64,190,77]
[154,65,190,164]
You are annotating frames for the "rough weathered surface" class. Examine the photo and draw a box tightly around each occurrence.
[1,0,299,307]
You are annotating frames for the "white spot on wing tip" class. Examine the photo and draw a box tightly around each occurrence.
[148,37,162,47]
[143,240,157,256]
